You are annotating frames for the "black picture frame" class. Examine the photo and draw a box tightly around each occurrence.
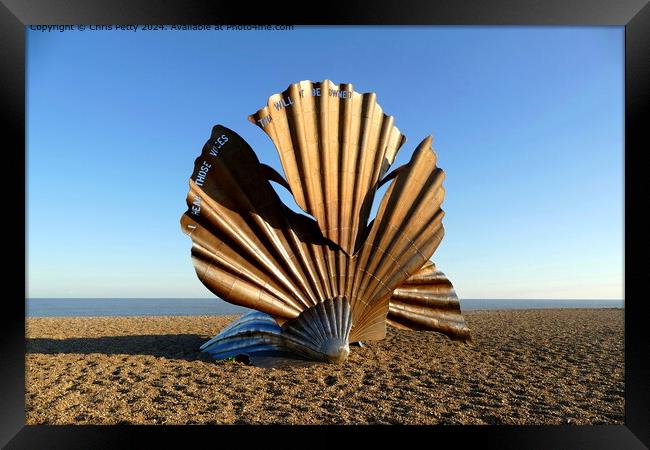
[2,1,647,448]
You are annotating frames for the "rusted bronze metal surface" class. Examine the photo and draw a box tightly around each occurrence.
[182,80,471,366]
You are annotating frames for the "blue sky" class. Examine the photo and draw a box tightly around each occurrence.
[26,26,624,299]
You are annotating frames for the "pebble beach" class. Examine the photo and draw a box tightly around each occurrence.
[25,308,624,425]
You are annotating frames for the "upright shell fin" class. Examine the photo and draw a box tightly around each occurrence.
[388,261,472,343]
[249,80,406,256]
[347,136,446,343]
[181,125,344,322]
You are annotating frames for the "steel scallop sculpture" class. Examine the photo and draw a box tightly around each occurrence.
[181,80,472,367]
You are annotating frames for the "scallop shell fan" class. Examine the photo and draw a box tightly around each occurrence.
[182,80,472,367]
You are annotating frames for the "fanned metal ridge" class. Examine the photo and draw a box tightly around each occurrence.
[182,80,472,366]
[201,297,352,367]
[180,125,342,321]
[249,80,406,256]
[347,136,445,343]
[387,261,472,343]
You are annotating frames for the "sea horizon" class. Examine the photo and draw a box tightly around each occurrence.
[26,298,625,318]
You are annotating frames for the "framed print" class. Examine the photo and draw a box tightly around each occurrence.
[2,0,648,448]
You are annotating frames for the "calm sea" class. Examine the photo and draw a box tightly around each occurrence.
[26,298,624,318]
